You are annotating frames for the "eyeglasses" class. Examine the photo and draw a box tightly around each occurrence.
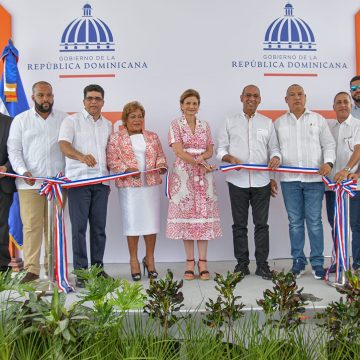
[350,85,360,91]
[85,96,103,102]
[128,115,144,120]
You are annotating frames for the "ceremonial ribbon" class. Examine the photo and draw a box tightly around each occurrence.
[322,176,357,282]
[219,163,319,174]
[218,163,356,281]
[1,163,356,288]
[0,167,167,293]
[39,173,72,293]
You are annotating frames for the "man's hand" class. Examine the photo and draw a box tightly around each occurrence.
[222,154,241,170]
[125,167,140,178]
[201,162,215,173]
[349,173,359,181]
[0,165,7,178]
[318,163,332,176]
[23,171,35,186]
[270,179,278,197]
[268,156,280,169]
[157,163,167,175]
[80,154,97,167]
[334,169,351,183]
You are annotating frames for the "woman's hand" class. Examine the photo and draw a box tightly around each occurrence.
[125,167,140,178]
[157,163,167,175]
[199,161,215,173]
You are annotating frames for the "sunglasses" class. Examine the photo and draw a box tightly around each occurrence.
[350,85,360,91]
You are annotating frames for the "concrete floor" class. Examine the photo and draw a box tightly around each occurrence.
[34,259,344,311]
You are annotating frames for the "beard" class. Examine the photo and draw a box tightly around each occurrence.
[352,93,360,104]
[34,100,53,114]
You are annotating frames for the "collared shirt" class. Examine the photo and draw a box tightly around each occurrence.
[328,115,360,189]
[7,107,66,190]
[58,109,112,181]
[351,105,360,120]
[216,111,281,188]
[274,109,336,182]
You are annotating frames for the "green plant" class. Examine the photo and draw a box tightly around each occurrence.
[20,288,86,345]
[143,270,184,340]
[204,271,245,344]
[257,270,307,330]
[75,266,146,332]
[316,270,360,359]
[0,270,34,295]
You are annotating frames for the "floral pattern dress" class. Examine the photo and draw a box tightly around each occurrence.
[166,116,222,240]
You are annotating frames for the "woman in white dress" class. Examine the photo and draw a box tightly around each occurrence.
[106,101,167,281]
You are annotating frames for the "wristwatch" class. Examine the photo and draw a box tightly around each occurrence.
[344,167,351,172]
[326,162,333,168]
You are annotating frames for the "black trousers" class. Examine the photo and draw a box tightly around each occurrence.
[228,182,271,266]
[0,189,13,268]
[68,184,109,270]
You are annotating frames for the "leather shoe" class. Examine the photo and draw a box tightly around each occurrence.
[234,263,250,275]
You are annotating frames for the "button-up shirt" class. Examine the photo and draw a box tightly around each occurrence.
[7,108,66,190]
[274,109,336,182]
[58,109,112,181]
[216,111,281,188]
[328,115,360,189]
[351,105,360,120]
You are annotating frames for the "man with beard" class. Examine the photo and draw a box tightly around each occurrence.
[7,81,66,283]
[350,76,360,120]
[0,112,16,273]
[217,85,281,280]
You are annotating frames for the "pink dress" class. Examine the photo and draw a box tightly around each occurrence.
[166,116,222,240]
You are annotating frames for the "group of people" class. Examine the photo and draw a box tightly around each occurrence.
[0,76,360,286]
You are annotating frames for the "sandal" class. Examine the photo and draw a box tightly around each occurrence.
[198,259,210,280]
[183,259,195,280]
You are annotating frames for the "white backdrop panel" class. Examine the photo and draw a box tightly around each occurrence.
[1,0,358,263]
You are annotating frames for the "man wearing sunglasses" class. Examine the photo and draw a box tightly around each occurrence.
[350,76,360,119]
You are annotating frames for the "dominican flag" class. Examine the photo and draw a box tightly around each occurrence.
[0,39,29,249]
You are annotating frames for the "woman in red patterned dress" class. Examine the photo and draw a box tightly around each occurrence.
[166,89,222,280]
[107,101,167,281]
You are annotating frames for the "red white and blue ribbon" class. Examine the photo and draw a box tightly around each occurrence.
[1,163,355,287]
[165,171,171,199]
[39,173,73,293]
[220,163,319,175]
[0,167,167,293]
[322,176,357,282]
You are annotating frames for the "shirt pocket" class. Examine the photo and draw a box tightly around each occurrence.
[308,123,320,139]
[256,128,269,143]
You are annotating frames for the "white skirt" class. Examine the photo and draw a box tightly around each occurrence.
[118,184,161,236]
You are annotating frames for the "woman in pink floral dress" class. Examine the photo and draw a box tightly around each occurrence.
[166,89,222,280]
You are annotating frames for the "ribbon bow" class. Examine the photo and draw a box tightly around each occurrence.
[39,172,69,208]
[39,172,73,293]
[322,176,357,282]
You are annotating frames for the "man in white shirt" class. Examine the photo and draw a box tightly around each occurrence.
[59,84,112,287]
[217,85,281,280]
[7,81,66,283]
[325,92,360,272]
[349,76,360,120]
[274,84,336,280]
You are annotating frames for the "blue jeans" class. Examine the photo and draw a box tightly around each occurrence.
[281,181,325,267]
[325,191,360,269]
